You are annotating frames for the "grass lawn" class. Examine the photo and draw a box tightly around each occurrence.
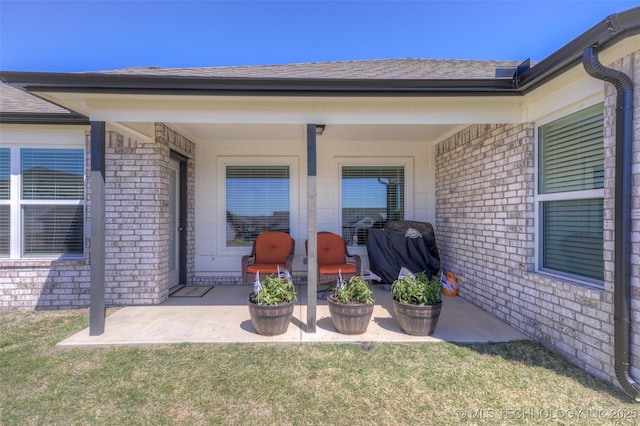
[1,309,639,425]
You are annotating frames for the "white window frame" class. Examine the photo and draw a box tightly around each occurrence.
[534,101,604,287]
[2,145,86,260]
[217,156,298,254]
[334,157,414,255]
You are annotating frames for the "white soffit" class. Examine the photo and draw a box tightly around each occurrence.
[35,92,524,125]
[167,122,465,144]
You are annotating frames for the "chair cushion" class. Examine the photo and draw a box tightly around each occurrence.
[317,233,347,265]
[254,232,293,264]
[319,263,357,275]
[247,263,285,274]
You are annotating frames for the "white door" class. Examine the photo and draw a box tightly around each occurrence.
[168,159,181,287]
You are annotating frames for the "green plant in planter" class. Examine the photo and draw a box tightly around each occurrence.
[391,271,442,306]
[330,275,374,304]
[249,275,297,306]
[328,275,375,335]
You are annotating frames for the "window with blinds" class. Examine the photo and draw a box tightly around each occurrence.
[539,103,604,194]
[20,148,85,257]
[0,148,9,256]
[538,103,604,282]
[226,165,290,247]
[342,166,404,246]
[21,149,85,200]
[542,199,603,280]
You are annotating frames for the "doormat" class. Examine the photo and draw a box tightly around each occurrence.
[170,286,214,298]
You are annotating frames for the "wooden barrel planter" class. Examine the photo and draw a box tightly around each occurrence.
[392,299,442,336]
[247,299,296,336]
[327,296,375,335]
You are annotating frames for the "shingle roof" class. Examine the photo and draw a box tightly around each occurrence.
[0,58,524,117]
[0,83,88,123]
[0,83,71,114]
[98,58,523,79]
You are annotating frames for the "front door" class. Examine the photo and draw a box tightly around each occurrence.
[168,158,181,287]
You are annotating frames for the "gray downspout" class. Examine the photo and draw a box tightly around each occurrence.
[582,45,640,399]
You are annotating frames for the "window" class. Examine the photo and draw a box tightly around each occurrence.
[537,103,604,283]
[226,165,290,247]
[0,148,9,256]
[341,166,405,246]
[2,147,85,258]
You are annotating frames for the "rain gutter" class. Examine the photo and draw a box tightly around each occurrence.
[583,46,640,400]
[0,111,89,125]
[0,71,518,96]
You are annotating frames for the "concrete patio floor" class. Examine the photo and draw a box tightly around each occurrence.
[58,284,527,347]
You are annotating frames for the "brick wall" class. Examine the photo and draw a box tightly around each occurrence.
[0,131,92,310]
[0,124,195,310]
[435,45,639,386]
[435,122,618,383]
[102,125,195,305]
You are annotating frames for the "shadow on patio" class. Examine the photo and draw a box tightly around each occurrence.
[57,285,527,346]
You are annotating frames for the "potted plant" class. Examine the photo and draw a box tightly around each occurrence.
[248,274,297,336]
[327,275,375,335]
[391,271,442,336]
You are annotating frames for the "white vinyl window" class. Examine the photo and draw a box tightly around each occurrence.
[341,165,405,246]
[225,165,290,247]
[537,103,604,284]
[2,147,85,258]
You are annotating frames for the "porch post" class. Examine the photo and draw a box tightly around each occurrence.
[306,124,318,333]
[89,121,106,335]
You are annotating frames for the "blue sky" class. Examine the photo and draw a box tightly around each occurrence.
[1,0,638,72]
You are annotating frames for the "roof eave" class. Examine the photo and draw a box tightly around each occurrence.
[0,111,89,125]
[0,72,518,96]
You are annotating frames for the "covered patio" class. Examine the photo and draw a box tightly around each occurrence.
[58,285,526,346]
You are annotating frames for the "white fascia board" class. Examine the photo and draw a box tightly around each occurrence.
[599,35,640,66]
[0,123,87,145]
[523,35,640,123]
[522,64,603,123]
[83,95,524,125]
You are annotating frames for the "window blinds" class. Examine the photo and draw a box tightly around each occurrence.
[0,149,8,255]
[0,148,9,200]
[539,104,604,194]
[23,205,84,256]
[542,199,603,281]
[538,103,604,282]
[226,165,290,246]
[21,148,85,256]
[341,166,404,246]
[21,148,84,200]
[0,207,8,256]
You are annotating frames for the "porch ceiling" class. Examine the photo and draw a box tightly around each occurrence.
[31,91,521,144]
[167,122,463,144]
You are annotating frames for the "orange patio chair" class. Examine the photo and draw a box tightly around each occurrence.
[241,231,295,283]
[306,232,362,287]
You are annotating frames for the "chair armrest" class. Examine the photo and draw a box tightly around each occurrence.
[241,255,255,270]
[285,254,295,274]
[346,254,362,273]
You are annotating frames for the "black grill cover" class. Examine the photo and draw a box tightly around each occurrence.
[366,220,440,283]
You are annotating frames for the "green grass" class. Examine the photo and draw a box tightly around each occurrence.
[1,309,639,425]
